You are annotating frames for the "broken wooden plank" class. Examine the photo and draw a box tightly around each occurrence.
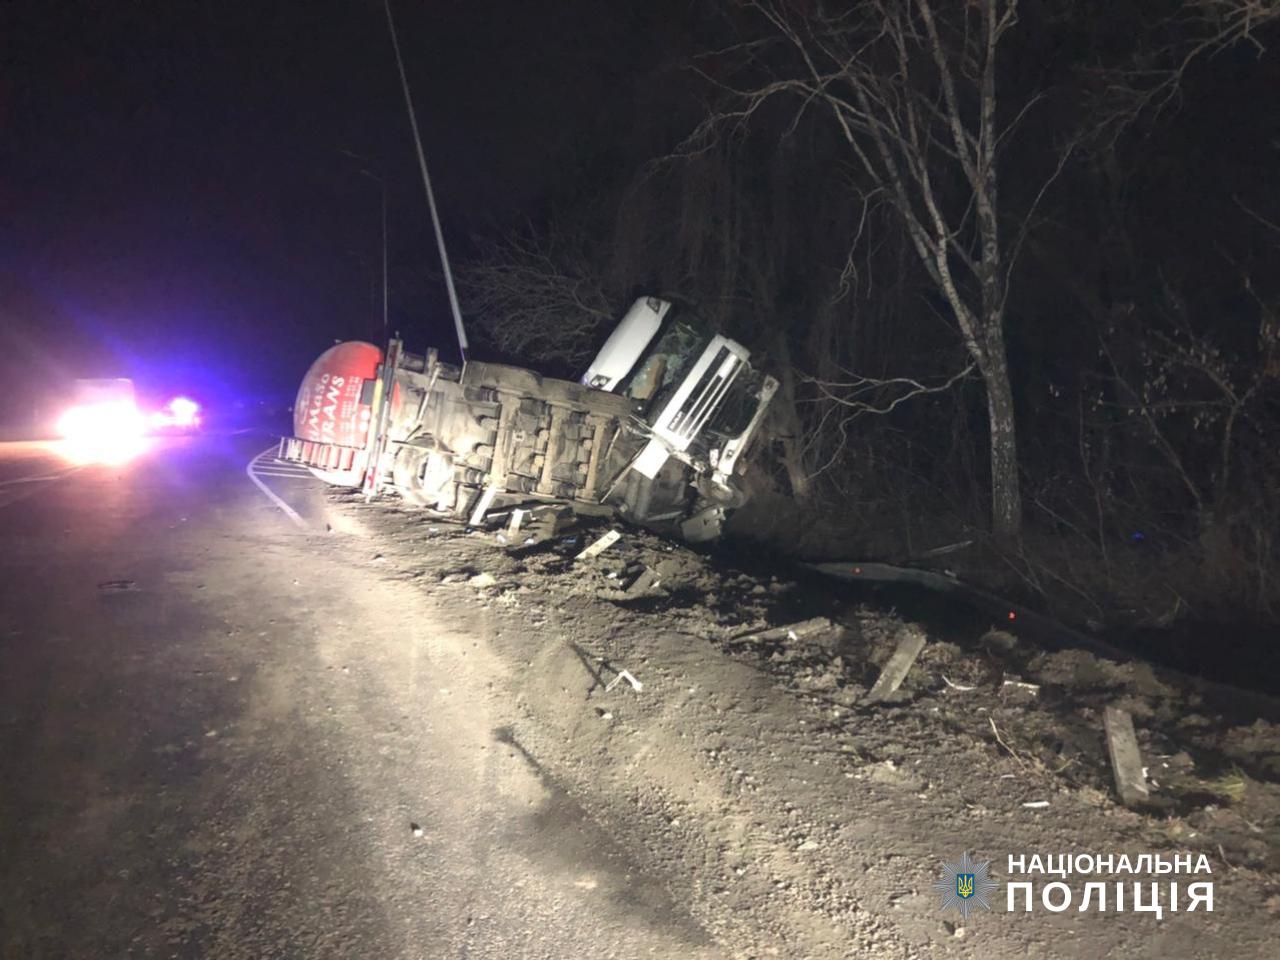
[507,508,527,537]
[575,528,621,561]
[733,616,834,645]
[604,669,643,693]
[1104,705,1150,807]
[864,629,927,703]
[467,484,501,527]
[784,617,835,643]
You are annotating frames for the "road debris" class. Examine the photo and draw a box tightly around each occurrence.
[679,504,727,543]
[604,668,643,693]
[468,572,498,589]
[1104,704,1151,807]
[576,529,621,561]
[294,490,1280,958]
[988,717,1030,770]
[1001,679,1040,695]
[733,616,835,645]
[864,628,927,702]
[624,565,662,596]
[507,508,527,537]
[514,506,572,546]
[467,485,501,527]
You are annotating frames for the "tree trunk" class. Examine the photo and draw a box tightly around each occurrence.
[773,335,811,501]
[981,330,1022,539]
[777,413,811,502]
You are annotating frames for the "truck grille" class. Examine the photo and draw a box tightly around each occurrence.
[653,337,747,450]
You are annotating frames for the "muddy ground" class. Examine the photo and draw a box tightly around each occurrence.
[336,493,1280,958]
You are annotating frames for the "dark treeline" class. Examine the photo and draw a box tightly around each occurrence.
[456,0,1280,630]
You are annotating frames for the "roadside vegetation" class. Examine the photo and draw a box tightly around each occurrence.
[456,1,1280,640]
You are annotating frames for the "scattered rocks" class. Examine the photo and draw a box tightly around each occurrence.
[332,491,1280,952]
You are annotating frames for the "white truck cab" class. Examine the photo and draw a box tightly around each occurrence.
[583,297,779,499]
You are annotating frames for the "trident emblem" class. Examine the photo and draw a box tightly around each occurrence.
[934,852,997,918]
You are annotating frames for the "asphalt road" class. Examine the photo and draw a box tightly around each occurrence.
[0,432,714,959]
[0,442,80,510]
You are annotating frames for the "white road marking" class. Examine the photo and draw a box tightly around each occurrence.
[0,471,73,488]
[248,465,313,478]
[252,457,313,474]
[245,447,309,529]
[0,464,82,510]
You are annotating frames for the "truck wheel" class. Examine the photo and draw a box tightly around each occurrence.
[392,444,455,509]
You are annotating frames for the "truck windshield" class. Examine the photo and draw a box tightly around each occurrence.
[616,321,707,412]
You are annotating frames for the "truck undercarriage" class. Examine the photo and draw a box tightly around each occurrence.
[279,298,777,542]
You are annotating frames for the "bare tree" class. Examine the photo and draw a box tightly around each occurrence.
[686,0,1074,538]
[1099,272,1279,518]
[802,361,976,477]
[457,223,617,368]
[1087,0,1280,143]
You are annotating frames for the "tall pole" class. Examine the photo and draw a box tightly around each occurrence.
[379,178,388,342]
[383,0,469,363]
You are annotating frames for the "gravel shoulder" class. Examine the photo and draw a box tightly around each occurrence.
[333,495,1280,959]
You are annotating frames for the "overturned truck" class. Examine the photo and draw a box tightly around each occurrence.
[279,297,778,541]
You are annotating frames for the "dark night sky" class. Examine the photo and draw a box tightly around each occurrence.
[0,0,659,409]
[5,1,1275,416]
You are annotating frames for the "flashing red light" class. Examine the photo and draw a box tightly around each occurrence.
[1007,610,1017,621]
[150,396,202,430]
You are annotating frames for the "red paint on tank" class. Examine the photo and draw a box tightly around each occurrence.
[293,342,382,448]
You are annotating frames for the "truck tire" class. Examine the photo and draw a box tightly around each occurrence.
[392,443,455,509]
